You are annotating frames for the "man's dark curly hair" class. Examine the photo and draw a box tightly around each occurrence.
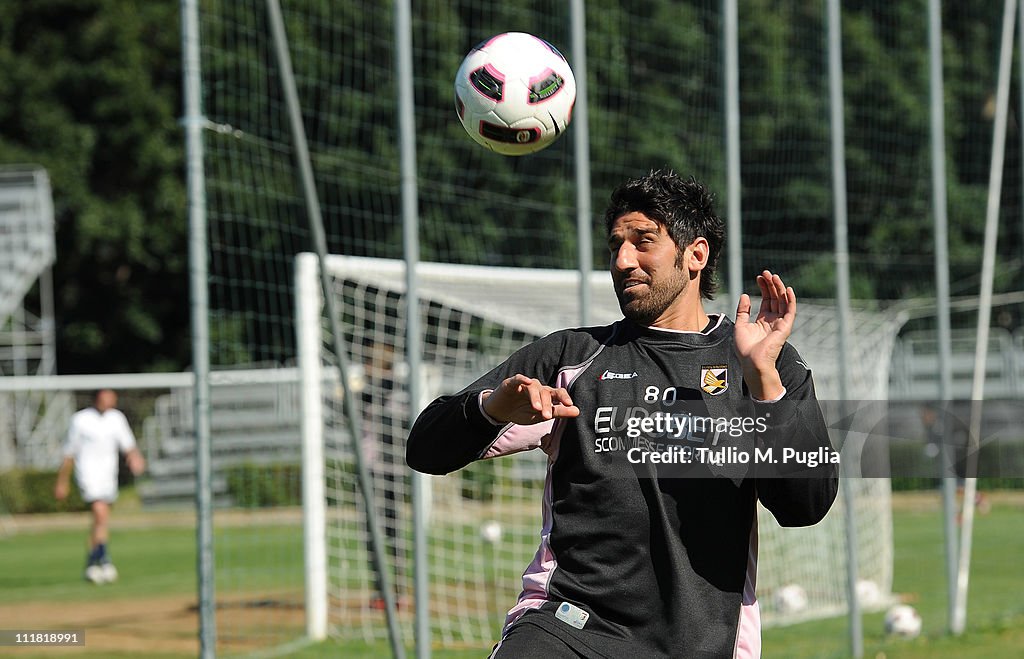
[603,169,725,300]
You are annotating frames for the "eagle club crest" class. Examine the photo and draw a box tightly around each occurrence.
[700,365,728,395]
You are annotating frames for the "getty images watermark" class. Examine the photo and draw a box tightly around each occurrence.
[627,443,840,469]
[593,398,1023,479]
[616,410,838,470]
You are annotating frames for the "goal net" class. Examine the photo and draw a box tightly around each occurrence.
[296,253,905,645]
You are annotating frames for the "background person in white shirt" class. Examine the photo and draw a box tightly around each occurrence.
[54,389,145,583]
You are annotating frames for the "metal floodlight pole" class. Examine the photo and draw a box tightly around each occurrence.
[826,0,862,657]
[1021,0,1024,267]
[926,0,960,634]
[723,0,743,304]
[266,1,406,656]
[181,0,216,656]
[954,0,1016,635]
[571,0,593,327]
[393,1,429,658]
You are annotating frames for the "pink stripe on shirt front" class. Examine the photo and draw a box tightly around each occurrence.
[497,366,583,630]
[733,516,762,658]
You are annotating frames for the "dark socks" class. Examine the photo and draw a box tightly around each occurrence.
[87,543,108,566]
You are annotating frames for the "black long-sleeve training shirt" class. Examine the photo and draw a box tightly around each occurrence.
[407,314,838,658]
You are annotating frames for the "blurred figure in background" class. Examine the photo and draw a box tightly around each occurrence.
[54,388,145,584]
[919,402,989,519]
[359,339,408,610]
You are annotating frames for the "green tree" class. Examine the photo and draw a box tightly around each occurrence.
[1,0,1020,375]
[0,0,187,373]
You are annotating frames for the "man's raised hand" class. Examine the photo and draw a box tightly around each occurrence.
[482,374,580,425]
[734,270,796,400]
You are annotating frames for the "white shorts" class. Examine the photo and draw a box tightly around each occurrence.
[77,478,119,504]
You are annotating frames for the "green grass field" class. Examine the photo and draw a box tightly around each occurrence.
[1,493,1020,658]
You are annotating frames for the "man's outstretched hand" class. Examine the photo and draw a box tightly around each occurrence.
[482,374,580,425]
[734,270,796,401]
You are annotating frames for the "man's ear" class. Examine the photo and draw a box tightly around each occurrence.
[685,237,709,273]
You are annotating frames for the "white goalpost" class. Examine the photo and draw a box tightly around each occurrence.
[295,253,907,646]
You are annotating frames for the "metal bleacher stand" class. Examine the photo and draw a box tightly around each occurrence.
[137,367,305,507]
[0,166,61,471]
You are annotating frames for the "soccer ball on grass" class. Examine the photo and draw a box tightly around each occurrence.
[454,32,576,155]
[883,604,922,638]
[855,578,884,608]
[772,583,809,614]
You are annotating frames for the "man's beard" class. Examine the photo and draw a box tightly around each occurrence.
[615,268,688,326]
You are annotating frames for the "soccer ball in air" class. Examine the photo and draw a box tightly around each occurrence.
[454,32,576,156]
[883,604,922,638]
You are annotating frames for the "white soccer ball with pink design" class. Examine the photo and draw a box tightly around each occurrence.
[454,32,576,156]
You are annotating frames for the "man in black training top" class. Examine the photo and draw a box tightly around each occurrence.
[406,170,838,658]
